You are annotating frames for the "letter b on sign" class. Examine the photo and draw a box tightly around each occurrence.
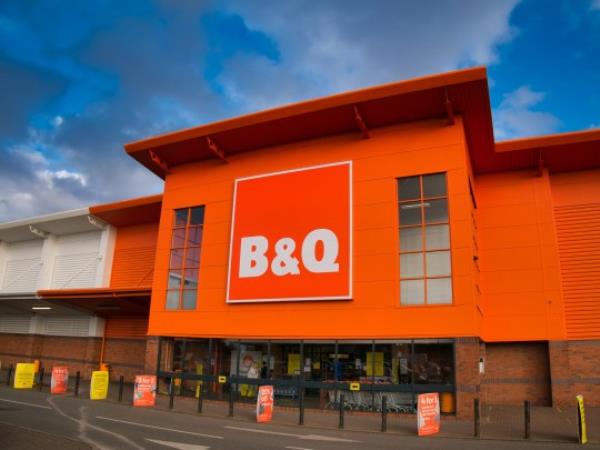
[227,162,352,302]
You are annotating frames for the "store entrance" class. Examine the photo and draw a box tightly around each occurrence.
[157,338,455,413]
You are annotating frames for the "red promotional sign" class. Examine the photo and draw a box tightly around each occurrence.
[50,366,68,394]
[256,385,274,423]
[133,375,157,407]
[417,393,441,436]
[227,161,352,303]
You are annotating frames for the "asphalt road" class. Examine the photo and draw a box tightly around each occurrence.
[0,387,596,450]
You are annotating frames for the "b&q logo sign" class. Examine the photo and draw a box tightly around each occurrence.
[226,161,352,303]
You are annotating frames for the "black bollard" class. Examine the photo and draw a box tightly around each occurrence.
[38,367,45,391]
[74,371,80,397]
[298,387,304,425]
[197,386,203,413]
[228,383,234,417]
[6,364,13,386]
[169,377,175,409]
[524,400,531,439]
[381,395,388,432]
[474,398,481,438]
[118,375,124,402]
[339,394,345,429]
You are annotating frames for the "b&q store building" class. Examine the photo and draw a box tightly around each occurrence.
[1,67,599,417]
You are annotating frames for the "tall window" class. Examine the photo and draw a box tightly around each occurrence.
[397,173,452,305]
[166,206,204,310]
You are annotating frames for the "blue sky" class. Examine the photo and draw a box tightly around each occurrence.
[0,0,598,220]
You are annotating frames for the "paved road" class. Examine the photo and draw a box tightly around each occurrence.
[0,387,596,450]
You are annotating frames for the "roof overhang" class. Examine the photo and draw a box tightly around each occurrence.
[493,128,600,174]
[90,194,163,227]
[125,66,496,177]
[37,287,151,317]
[0,208,104,243]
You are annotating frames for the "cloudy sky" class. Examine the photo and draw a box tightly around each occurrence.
[0,0,599,221]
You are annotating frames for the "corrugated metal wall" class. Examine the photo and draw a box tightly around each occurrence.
[51,231,101,289]
[110,223,158,288]
[552,170,600,340]
[554,203,600,339]
[0,315,31,334]
[1,239,43,293]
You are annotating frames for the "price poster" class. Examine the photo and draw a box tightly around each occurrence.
[13,363,35,389]
[90,370,109,400]
[51,366,69,394]
[417,392,440,436]
[133,375,157,407]
[256,385,274,423]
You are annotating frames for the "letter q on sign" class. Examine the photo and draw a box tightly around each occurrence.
[227,161,352,303]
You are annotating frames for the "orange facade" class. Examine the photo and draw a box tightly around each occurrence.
[113,66,599,345]
[149,118,480,339]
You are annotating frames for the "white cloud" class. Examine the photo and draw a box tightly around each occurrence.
[493,86,561,139]
[36,169,88,187]
[217,0,520,112]
[52,115,64,127]
[10,146,48,165]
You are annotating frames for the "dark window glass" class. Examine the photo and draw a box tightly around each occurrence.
[171,228,186,248]
[424,199,448,223]
[187,226,203,247]
[190,207,205,225]
[174,209,188,227]
[397,176,420,201]
[423,173,447,197]
[399,202,423,226]
[169,249,185,270]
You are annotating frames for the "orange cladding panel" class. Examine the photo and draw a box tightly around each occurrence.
[105,316,148,339]
[149,118,479,339]
[551,170,600,340]
[110,222,159,288]
[476,170,566,341]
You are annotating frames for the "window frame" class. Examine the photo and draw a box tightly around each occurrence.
[166,206,204,310]
[397,173,453,306]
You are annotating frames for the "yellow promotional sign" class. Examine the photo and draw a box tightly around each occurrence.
[218,375,227,384]
[13,363,35,389]
[90,370,109,400]
[576,395,588,444]
[195,362,203,398]
[349,382,360,391]
[287,353,300,375]
[366,352,384,377]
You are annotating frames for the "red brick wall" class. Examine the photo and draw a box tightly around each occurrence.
[549,340,600,407]
[103,338,146,381]
[481,342,551,406]
[0,333,149,382]
[455,337,482,418]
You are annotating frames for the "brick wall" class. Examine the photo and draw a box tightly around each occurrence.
[455,337,482,418]
[549,340,600,407]
[103,338,146,381]
[481,342,551,406]
[0,332,149,382]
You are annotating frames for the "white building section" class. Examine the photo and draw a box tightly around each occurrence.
[0,208,116,338]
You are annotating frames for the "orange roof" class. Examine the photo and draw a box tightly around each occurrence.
[90,194,162,227]
[125,66,495,177]
[124,66,599,176]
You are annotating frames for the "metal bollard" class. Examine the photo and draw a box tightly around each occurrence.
[6,364,13,386]
[228,383,234,417]
[381,395,388,432]
[74,371,80,397]
[524,400,531,439]
[169,377,175,409]
[197,389,203,414]
[338,394,345,429]
[118,375,124,402]
[474,398,481,438]
[38,367,45,391]
[298,387,304,425]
